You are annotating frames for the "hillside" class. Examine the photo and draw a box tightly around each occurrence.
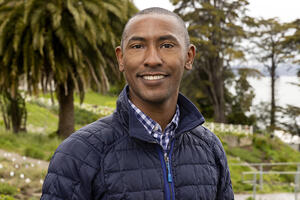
[0,91,299,199]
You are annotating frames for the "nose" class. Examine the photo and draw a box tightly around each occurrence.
[144,46,162,67]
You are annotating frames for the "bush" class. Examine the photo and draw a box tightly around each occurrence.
[0,195,15,200]
[24,146,45,159]
[228,147,262,163]
[0,183,17,196]
[74,107,101,125]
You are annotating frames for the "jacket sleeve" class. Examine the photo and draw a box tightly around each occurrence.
[214,138,235,200]
[41,133,105,200]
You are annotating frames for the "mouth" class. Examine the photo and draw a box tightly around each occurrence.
[138,72,168,81]
[142,75,165,80]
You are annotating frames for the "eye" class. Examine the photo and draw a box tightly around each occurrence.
[131,44,143,49]
[161,43,174,48]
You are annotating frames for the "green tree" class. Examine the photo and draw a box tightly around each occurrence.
[0,0,137,137]
[284,19,300,64]
[251,18,292,132]
[278,105,300,136]
[226,68,261,125]
[277,67,300,137]
[172,0,249,123]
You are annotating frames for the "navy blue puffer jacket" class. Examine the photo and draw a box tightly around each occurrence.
[41,86,234,200]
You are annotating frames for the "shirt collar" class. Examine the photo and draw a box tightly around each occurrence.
[128,99,180,135]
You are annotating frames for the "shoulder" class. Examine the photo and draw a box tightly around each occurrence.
[52,114,120,170]
[189,125,226,159]
[42,114,128,198]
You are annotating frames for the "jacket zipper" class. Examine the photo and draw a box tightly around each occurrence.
[164,153,173,200]
[157,140,175,200]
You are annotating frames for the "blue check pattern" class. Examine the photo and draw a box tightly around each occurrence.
[128,99,180,153]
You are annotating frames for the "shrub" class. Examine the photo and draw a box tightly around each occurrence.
[0,195,16,200]
[24,147,45,159]
[0,183,17,195]
[74,107,101,125]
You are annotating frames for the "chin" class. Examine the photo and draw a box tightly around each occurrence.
[141,93,170,104]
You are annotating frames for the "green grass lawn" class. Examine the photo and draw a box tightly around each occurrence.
[26,103,58,134]
[222,132,300,193]
[0,129,61,161]
[74,91,117,108]
[39,90,117,108]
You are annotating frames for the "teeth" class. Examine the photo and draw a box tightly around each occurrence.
[143,75,164,80]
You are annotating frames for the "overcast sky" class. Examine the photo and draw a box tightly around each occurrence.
[133,0,300,22]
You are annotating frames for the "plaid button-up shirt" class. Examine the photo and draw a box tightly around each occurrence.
[128,99,180,153]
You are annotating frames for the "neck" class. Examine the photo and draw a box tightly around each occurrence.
[130,96,178,132]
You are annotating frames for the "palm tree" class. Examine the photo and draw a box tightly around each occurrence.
[0,0,137,137]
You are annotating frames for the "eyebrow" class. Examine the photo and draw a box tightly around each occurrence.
[127,34,179,45]
[127,36,146,44]
[158,35,179,43]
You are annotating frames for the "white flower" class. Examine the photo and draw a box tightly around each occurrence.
[20,174,24,179]
[14,164,19,169]
[22,156,27,160]
[0,164,3,169]
[40,179,44,184]
[12,158,16,162]
[37,161,41,165]
[0,178,4,182]
[25,178,31,183]
[10,171,14,177]
[31,163,35,167]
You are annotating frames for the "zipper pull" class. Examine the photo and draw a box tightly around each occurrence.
[165,155,172,183]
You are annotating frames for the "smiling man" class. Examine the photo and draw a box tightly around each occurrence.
[41,7,234,200]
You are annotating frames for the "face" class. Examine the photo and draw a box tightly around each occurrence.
[116,14,195,107]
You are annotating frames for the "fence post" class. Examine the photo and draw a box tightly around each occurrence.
[211,123,214,131]
[296,164,300,200]
[220,123,224,132]
[259,165,263,191]
[250,126,253,135]
[253,173,257,200]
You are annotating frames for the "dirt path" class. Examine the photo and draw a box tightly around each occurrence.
[235,193,298,200]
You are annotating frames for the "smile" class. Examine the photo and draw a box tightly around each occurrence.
[142,75,165,80]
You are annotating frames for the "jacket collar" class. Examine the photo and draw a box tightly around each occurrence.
[115,85,205,143]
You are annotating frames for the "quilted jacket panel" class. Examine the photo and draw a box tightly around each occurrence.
[41,86,234,200]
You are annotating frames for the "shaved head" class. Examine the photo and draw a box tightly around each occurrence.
[121,7,190,50]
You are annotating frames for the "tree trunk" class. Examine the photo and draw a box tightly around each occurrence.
[205,58,226,123]
[1,91,26,133]
[270,61,276,132]
[57,81,75,138]
[11,98,21,133]
[212,75,226,123]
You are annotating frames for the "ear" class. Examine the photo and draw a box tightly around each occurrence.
[115,46,124,72]
[184,44,196,71]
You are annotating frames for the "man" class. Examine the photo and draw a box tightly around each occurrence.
[41,7,234,200]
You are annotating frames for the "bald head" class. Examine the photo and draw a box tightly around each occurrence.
[121,7,190,50]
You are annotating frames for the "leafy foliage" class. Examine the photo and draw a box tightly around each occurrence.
[278,105,300,136]
[0,0,137,137]
[0,0,134,95]
[250,18,294,132]
[284,19,300,64]
[0,183,17,196]
[226,68,261,125]
[172,0,250,122]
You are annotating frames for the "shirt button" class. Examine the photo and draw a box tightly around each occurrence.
[153,125,159,131]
